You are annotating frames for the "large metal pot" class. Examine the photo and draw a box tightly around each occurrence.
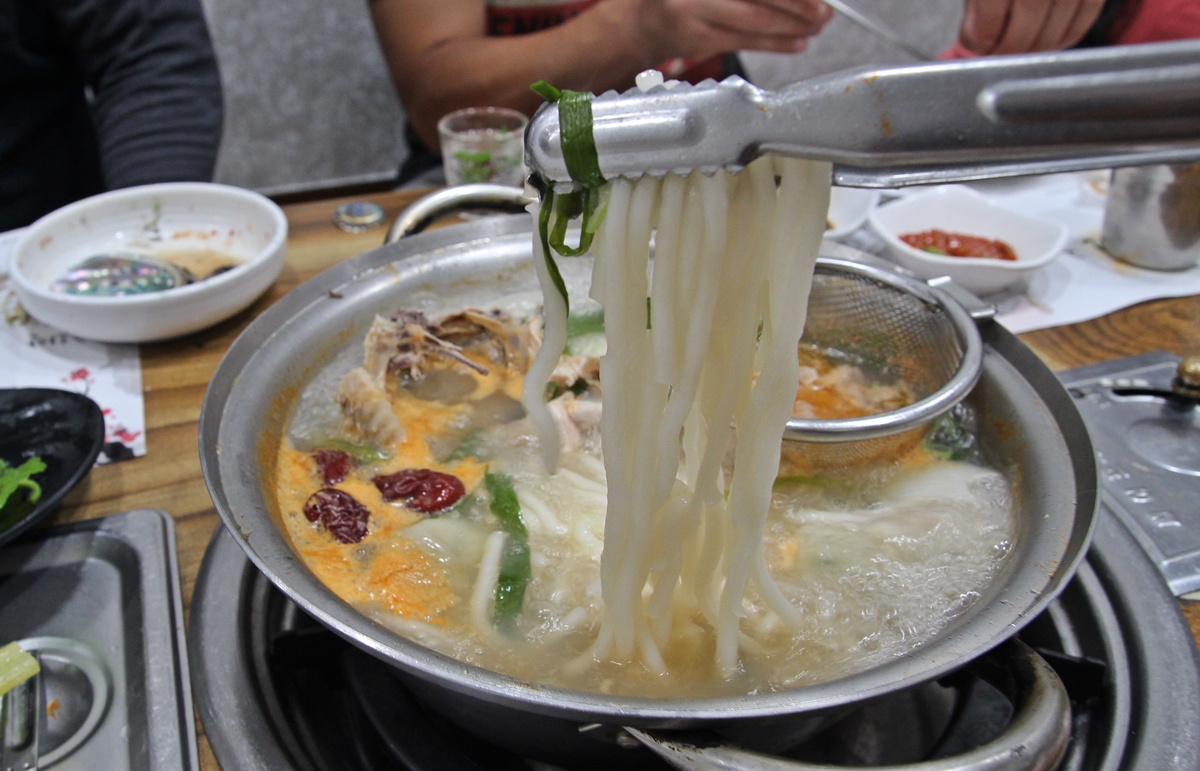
[198,211,1096,768]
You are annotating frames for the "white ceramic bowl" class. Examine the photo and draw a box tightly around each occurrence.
[12,183,287,343]
[825,187,880,239]
[868,185,1069,295]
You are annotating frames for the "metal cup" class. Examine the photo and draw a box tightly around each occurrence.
[1101,163,1200,271]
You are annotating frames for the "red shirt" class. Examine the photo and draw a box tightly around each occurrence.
[484,0,726,82]
[938,0,1200,59]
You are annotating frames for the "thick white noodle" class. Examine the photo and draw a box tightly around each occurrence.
[471,531,506,631]
[526,157,831,672]
[521,197,570,473]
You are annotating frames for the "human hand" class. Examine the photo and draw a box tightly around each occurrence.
[959,0,1105,55]
[623,0,834,61]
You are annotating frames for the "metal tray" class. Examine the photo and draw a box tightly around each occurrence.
[0,509,198,771]
[1060,352,1200,596]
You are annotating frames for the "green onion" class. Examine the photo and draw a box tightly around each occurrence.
[558,91,605,189]
[537,188,571,313]
[566,309,604,338]
[530,80,609,262]
[445,428,486,463]
[0,642,39,697]
[922,246,948,255]
[318,440,389,464]
[924,408,977,462]
[530,80,562,102]
[485,472,531,629]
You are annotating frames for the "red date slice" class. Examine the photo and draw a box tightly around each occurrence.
[313,449,353,485]
[374,469,465,513]
[303,488,370,543]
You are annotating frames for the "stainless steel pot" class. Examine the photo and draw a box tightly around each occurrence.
[199,210,1096,768]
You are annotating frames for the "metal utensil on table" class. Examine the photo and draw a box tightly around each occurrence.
[1,651,40,771]
[1101,163,1200,270]
[823,0,933,61]
[525,39,1200,188]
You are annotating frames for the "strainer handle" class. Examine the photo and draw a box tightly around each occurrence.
[927,276,997,321]
[625,639,1071,771]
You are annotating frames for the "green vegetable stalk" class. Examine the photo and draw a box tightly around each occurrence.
[485,471,531,629]
[0,641,39,697]
[0,457,46,512]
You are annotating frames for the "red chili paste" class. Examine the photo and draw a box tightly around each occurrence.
[900,230,1018,261]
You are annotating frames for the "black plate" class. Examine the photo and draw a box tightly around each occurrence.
[0,389,105,547]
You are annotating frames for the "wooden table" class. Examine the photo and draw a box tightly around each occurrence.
[42,188,1200,771]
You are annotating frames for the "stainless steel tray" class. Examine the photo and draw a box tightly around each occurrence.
[1060,352,1200,596]
[0,509,199,771]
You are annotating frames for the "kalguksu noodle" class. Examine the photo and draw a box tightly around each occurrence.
[521,156,832,672]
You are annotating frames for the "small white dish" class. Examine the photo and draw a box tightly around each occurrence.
[825,187,880,239]
[12,183,287,343]
[868,185,1069,295]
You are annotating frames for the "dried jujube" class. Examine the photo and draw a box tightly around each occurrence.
[313,449,353,485]
[374,469,465,513]
[304,488,370,543]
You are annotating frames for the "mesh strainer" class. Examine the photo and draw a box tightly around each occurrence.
[781,258,983,470]
[387,190,984,468]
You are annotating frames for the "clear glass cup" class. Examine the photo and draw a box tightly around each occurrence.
[438,107,528,188]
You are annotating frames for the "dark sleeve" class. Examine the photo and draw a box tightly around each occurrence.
[47,0,224,188]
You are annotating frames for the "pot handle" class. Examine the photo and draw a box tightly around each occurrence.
[385,184,534,244]
[626,639,1071,771]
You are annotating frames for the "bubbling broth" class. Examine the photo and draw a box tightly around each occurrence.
[273,158,1015,699]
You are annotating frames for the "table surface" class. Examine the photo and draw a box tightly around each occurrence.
[41,187,1200,771]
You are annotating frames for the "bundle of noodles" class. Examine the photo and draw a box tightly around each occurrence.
[522,156,832,673]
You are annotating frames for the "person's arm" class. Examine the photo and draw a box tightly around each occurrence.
[370,0,831,150]
[48,0,224,189]
[958,0,1106,54]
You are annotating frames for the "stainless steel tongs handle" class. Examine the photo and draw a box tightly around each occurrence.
[524,39,1200,188]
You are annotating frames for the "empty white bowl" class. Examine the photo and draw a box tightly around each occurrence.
[12,183,287,343]
[825,187,880,239]
[868,185,1069,295]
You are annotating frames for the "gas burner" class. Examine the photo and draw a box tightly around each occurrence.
[191,500,1200,771]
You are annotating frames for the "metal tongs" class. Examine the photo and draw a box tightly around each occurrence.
[525,39,1200,188]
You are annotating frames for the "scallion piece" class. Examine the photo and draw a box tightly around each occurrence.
[537,188,571,313]
[530,79,609,260]
[566,309,604,338]
[557,91,605,189]
[530,80,562,103]
[445,428,486,463]
[485,472,531,629]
